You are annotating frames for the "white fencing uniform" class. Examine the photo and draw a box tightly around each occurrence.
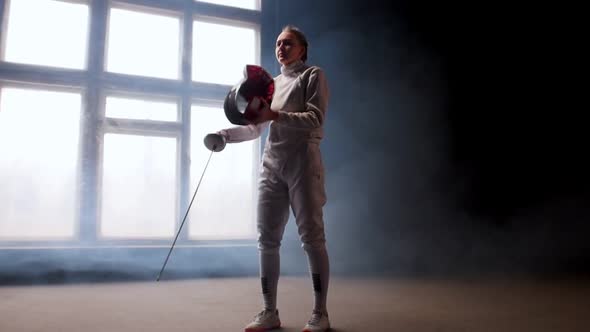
[218,59,330,313]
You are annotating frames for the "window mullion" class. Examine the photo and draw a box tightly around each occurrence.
[178,2,193,243]
[79,0,108,244]
[0,0,7,58]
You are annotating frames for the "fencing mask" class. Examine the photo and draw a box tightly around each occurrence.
[223,65,274,125]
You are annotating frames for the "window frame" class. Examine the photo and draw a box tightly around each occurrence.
[0,0,266,249]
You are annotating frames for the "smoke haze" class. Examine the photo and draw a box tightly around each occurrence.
[1,0,588,285]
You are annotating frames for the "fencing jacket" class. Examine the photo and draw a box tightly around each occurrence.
[219,60,329,173]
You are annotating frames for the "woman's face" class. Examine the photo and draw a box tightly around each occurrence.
[275,31,304,66]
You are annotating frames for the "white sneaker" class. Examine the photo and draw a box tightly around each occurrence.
[302,310,330,332]
[244,309,281,332]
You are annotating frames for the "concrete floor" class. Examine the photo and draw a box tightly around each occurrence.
[0,276,588,332]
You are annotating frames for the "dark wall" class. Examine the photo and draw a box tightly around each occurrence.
[267,0,590,277]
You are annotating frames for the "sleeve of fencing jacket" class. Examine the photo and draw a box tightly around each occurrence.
[218,121,269,143]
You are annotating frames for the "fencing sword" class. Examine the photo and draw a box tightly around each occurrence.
[156,145,216,282]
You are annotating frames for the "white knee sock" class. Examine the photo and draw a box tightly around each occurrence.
[305,245,330,313]
[260,250,280,311]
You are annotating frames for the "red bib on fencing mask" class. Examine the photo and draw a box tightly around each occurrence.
[224,65,274,125]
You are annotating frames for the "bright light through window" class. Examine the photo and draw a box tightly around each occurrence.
[107,8,180,79]
[106,96,178,122]
[3,0,89,69]
[193,21,257,85]
[101,134,177,239]
[189,106,257,240]
[196,0,259,10]
[0,88,81,239]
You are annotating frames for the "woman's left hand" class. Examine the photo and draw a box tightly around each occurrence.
[244,97,278,124]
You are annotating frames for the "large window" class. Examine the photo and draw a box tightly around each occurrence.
[0,0,263,247]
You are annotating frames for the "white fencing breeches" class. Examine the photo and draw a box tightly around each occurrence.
[256,142,330,312]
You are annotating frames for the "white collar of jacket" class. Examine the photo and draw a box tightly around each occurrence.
[280,60,306,77]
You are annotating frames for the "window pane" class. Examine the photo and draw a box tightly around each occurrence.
[189,106,257,240]
[107,8,180,79]
[3,0,89,69]
[105,96,178,122]
[193,21,256,85]
[101,134,177,238]
[195,0,259,10]
[0,88,81,239]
